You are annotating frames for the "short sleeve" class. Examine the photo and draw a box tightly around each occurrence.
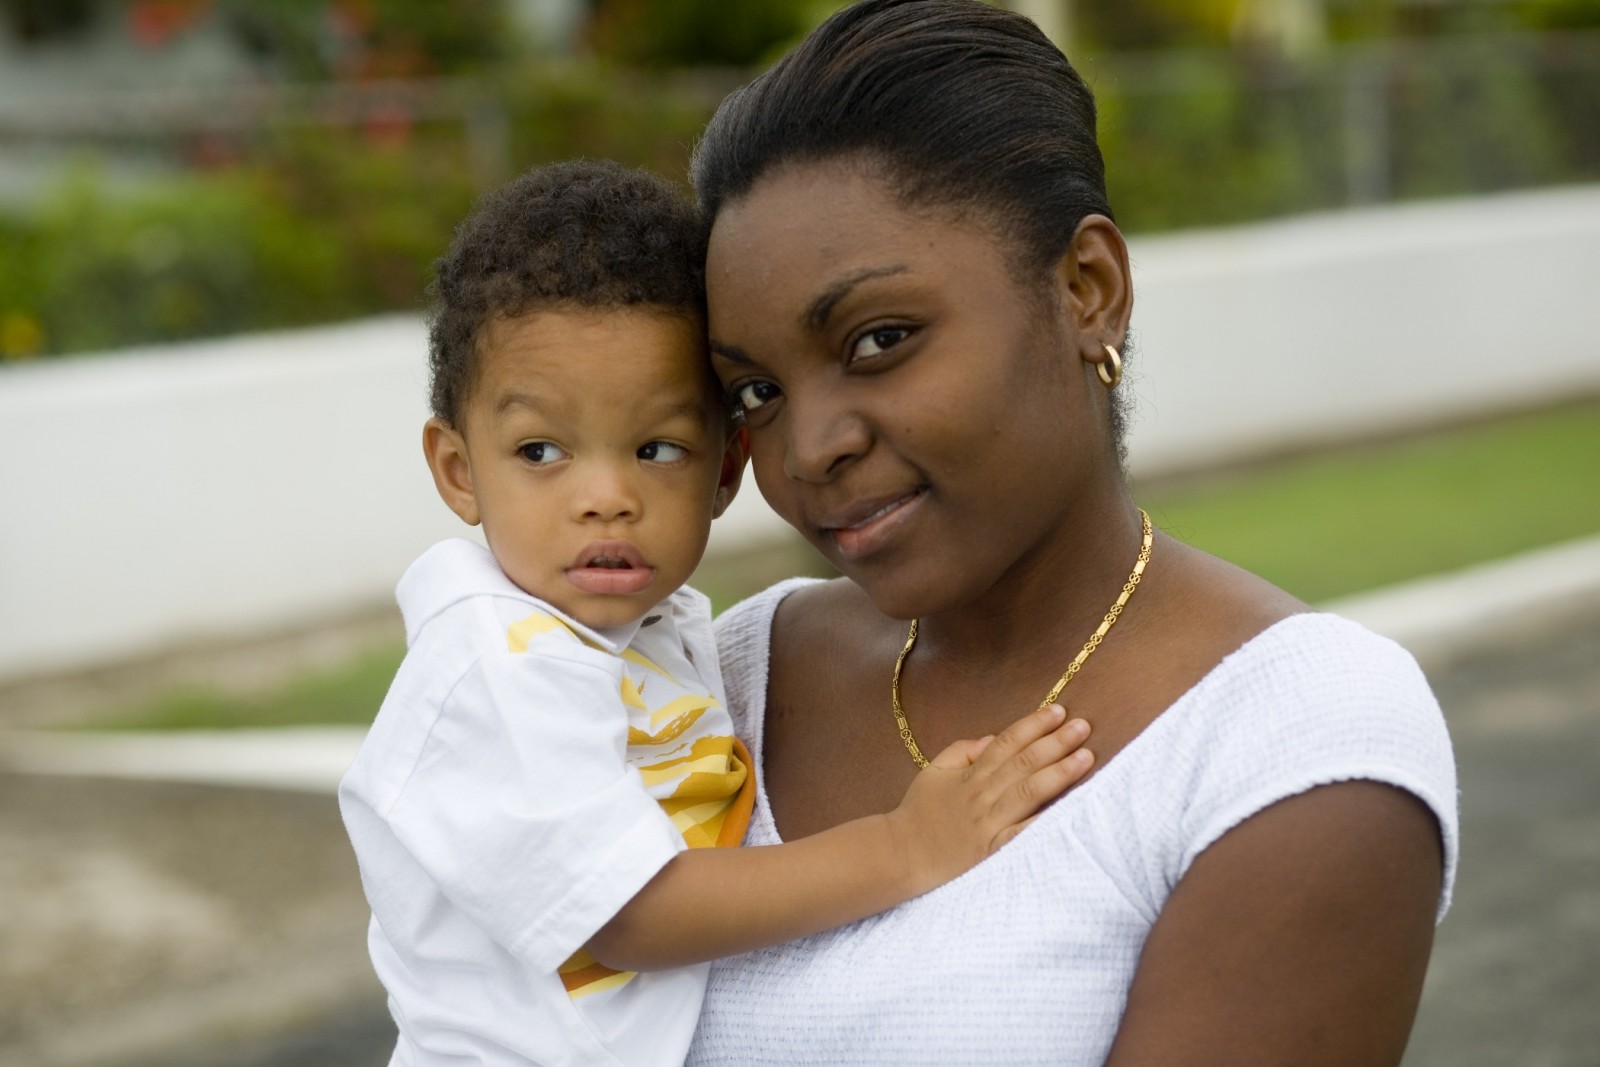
[1153,615,1460,921]
[383,643,686,971]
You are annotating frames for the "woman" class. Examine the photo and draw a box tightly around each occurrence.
[687,1,1458,1064]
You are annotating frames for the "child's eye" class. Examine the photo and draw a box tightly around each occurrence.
[850,326,911,362]
[518,441,567,465]
[734,380,782,413]
[638,441,687,463]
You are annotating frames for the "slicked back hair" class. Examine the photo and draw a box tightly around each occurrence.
[691,0,1112,277]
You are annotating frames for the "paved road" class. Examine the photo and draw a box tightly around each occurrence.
[1406,606,1600,1066]
[2,608,1596,1066]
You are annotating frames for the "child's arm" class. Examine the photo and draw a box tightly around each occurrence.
[586,702,1091,971]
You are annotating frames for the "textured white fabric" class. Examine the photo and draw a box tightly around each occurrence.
[341,539,730,1067]
[689,578,1459,1066]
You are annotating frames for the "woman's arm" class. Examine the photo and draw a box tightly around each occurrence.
[587,702,1092,971]
[1105,780,1444,1067]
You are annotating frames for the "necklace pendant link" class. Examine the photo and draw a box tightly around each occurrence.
[891,509,1153,769]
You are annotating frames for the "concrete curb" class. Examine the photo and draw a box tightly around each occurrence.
[0,725,367,794]
[4,533,1599,794]
[1322,534,1600,663]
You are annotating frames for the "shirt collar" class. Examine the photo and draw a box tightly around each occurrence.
[397,538,646,653]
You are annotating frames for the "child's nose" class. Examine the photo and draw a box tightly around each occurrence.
[577,464,641,522]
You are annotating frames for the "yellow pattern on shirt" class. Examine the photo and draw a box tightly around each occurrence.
[503,609,754,1000]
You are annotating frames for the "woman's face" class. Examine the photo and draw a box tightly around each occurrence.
[705,158,1122,619]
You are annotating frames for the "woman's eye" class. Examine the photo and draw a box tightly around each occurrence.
[850,326,910,362]
[518,441,567,465]
[734,380,782,413]
[638,441,687,463]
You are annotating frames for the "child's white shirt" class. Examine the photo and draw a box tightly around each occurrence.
[340,539,751,1067]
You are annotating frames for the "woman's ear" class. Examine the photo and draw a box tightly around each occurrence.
[1052,213,1133,374]
[423,417,481,526]
[712,426,750,519]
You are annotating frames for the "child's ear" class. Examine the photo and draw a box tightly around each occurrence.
[423,417,481,526]
[711,426,749,519]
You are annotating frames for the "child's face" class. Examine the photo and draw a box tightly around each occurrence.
[424,307,745,629]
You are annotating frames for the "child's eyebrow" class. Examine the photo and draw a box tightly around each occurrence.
[496,391,546,415]
[646,399,713,426]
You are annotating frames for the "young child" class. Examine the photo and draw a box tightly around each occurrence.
[338,159,1094,1067]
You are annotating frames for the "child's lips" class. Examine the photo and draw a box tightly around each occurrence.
[566,540,655,595]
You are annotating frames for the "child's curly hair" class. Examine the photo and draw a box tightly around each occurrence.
[427,159,706,426]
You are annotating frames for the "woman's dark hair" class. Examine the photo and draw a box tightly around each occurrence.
[428,159,705,426]
[690,0,1131,457]
[691,0,1111,275]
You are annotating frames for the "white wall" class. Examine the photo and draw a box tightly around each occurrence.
[0,317,457,682]
[1123,183,1600,472]
[2,185,1597,683]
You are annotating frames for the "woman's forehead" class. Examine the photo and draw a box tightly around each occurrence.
[711,160,888,247]
[706,181,1054,358]
[707,161,1000,303]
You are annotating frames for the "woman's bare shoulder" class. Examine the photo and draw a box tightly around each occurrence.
[1148,536,1309,646]
[1092,535,1312,733]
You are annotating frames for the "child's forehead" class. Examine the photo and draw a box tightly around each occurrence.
[469,305,723,420]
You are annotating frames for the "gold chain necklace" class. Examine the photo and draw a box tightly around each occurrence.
[890,508,1154,769]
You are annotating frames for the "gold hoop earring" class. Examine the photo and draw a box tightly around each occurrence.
[1096,343,1123,389]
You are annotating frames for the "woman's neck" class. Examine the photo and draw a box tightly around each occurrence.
[909,491,1148,678]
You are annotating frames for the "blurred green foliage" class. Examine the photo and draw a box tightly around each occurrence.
[1095,35,1600,231]
[1,138,480,356]
[0,67,722,360]
[220,0,510,78]
[1080,0,1600,46]
[3,0,1599,359]
[588,0,817,67]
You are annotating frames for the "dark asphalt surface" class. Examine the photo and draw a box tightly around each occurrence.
[3,607,1596,1067]
[1406,606,1600,1066]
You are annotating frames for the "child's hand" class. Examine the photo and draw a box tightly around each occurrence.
[885,703,1092,896]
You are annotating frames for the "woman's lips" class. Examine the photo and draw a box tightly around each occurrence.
[822,489,927,560]
[566,540,656,595]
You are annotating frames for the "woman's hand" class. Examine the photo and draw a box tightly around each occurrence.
[885,703,1094,896]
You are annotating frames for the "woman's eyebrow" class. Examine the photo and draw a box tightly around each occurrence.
[709,341,752,365]
[805,265,909,330]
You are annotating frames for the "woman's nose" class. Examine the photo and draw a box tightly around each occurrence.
[781,393,869,484]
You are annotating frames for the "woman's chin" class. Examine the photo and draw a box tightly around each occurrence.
[829,561,947,622]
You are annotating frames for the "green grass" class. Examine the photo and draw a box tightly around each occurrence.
[98,400,1599,730]
[1139,399,1600,604]
[104,645,405,731]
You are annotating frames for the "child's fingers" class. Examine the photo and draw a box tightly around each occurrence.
[990,746,1095,833]
[973,715,1092,824]
[969,702,1070,772]
[928,735,994,770]
[978,711,1091,792]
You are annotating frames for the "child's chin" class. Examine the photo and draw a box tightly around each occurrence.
[564,595,652,631]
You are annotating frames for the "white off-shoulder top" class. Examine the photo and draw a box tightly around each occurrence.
[688,579,1459,1066]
